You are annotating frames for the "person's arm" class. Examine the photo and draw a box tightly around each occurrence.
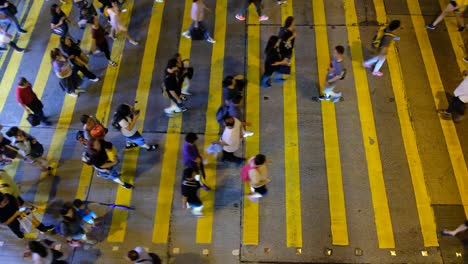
[66,15,79,27]
[271,58,289,66]
[127,115,139,131]
[327,75,341,84]
[3,211,21,225]
[169,90,182,104]
[99,159,118,168]
[182,196,188,208]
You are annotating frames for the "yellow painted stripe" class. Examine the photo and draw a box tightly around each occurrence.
[152,0,192,244]
[438,0,467,74]
[372,0,438,247]
[0,0,44,114]
[242,4,260,245]
[407,0,468,216]
[344,0,395,248]
[196,0,227,244]
[0,0,31,71]
[74,0,139,201]
[313,0,348,246]
[280,2,302,248]
[105,0,159,242]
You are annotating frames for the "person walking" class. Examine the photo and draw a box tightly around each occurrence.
[244,154,271,201]
[16,77,51,126]
[164,58,187,116]
[50,4,77,38]
[106,4,138,45]
[260,36,289,88]
[173,53,193,96]
[183,132,208,181]
[60,36,100,82]
[0,27,24,53]
[438,70,468,122]
[235,0,269,21]
[278,16,296,59]
[127,247,161,263]
[227,95,244,121]
[363,20,400,77]
[24,239,68,264]
[427,0,466,31]
[59,202,96,246]
[86,138,134,189]
[6,127,51,172]
[91,16,117,66]
[181,167,206,216]
[0,192,54,239]
[0,0,27,33]
[319,45,346,103]
[0,170,22,202]
[222,75,246,105]
[0,124,26,167]
[219,116,253,164]
[112,104,158,151]
[181,0,216,44]
[80,114,107,140]
[51,48,85,97]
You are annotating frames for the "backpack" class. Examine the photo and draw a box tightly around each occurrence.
[371,26,395,49]
[90,124,107,139]
[240,160,257,182]
[216,105,229,126]
[136,252,162,263]
[111,113,122,130]
[29,138,44,158]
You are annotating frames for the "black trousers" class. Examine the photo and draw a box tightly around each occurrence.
[96,40,111,61]
[73,64,97,80]
[447,96,465,115]
[7,218,50,238]
[222,150,244,164]
[254,185,268,195]
[239,0,262,16]
[27,98,48,122]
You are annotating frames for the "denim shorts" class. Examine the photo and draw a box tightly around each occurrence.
[125,131,145,146]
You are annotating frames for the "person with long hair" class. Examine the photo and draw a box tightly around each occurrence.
[106,3,138,45]
[112,104,158,151]
[25,240,67,264]
[260,36,289,88]
[50,48,84,97]
[50,4,77,38]
[60,36,100,82]
[278,16,296,59]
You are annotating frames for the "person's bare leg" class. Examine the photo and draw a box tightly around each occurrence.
[443,223,468,236]
[124,31,138,45]
[432,4,456,27]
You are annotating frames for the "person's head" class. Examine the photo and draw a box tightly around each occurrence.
[284,16,294,28]
[80,114,97,128]
[80,114,90,125]
[127,250,140,261]
[60,36,72,47]
[116,104,133,117]
[50,48,62,61]
[76,131,87,145]
[173,53,182,62]
[28,241,48,258]
[232,94,243,105]
[18,77,29,87]
[92,15,100,27]
[254,154,266,166]
[387,20,401,31]
[265,35,280,54]
[60,202,75,220]
[6,127,22,140]
[333,45,345,59]
[73,199,85,210]
[50,4,60,15]
[222,75,234,87]
[183,167,195,180]
[166,58,179,72]
[185,132,198,144]
[223,116,235,128]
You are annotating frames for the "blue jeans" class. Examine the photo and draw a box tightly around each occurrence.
[95,166,120,181]
[125,131,146,146]
[0,8,22,31]
[189,21,211,39]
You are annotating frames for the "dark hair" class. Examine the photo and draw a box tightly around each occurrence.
[183,167,194,180]
[167,58,178,69]
[284,16,294,28]
[80,114,90,125]
[224,116,234,127]
[50,48,62,61]
[185,132,198,144]
[60,202,73,216]
[112,104,132,129]
[334,45,345,55]
[6,127,20,138]
[18,77,28,86]
[59,36,69,48]
[265,36,280,55]
[232,94,243,104]
[388,20,401,31]
[0,192,5,202]
[76,131,85,141]
[50,4,59,16]
[222,75,234,87]
[254,154,266,165]
[28,241,48,258]
[127,250,139,261]
[73,199,84,208]
[173,53,181,59]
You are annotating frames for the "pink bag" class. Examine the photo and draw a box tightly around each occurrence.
[240,159,256,182]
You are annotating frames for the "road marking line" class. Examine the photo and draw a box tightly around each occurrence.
[280,1,302,248]
[242,4,261,246]
[312,0,348,246]
[106,0,161,242]
[152,0,192,244]
[344,0,395,248]
[196,0,227,244]
[406,0,468,216]
[372,0,438,247]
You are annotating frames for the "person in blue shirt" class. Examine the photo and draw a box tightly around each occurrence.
[319,45,346,103]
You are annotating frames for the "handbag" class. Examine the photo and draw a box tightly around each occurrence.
[52,23,69,36]
[18,212,40,233]
[29,139,44,158]
[27,114,41,127]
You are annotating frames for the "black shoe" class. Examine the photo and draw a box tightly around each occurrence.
[0,47,7,52]
[125,142,138,149]
[464,57,468,63]
[459,26,465,32]
[146,144,159,151]
[17,233,24,239]
[121,182,134,189]
[42,120,52,126]
[40,225,55,233]
[18,29,27,34]
[426,24,435,30]
[15,48,24,53]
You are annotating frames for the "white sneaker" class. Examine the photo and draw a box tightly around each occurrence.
[121,8,127,12]
[182,31,191,39]
[206,37,216,44]
[90,77,100,82]
[243,131,254,138]
[155,0,163,2]
[248,192,262,198]
[68,92,78,97]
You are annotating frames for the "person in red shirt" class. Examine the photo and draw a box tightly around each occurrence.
[90,16,117,67]
[16,77,51,126]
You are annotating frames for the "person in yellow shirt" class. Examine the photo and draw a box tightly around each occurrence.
[427,0,467,32]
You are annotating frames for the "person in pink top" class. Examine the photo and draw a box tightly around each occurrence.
[181,0,215,44]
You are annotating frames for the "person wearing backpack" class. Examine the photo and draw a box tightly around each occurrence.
[112,104,158,151]
[80,114,107,140]
[6,127,51,172]
[363,20,400,77]
[319,45,346,103]
[127,246,161,263]
[241,154,271,201]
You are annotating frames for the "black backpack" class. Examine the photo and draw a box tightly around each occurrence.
[136,252,161,264]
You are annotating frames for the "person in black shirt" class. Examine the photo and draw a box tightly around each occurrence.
[50,4,77,38]
[0,0,27,33]
[59,202,96,245]
[260,36,289,88]
[222,75,246,105]
[181,168,204,216]
[278,16,296,59]
[164,58,187,116]
[60,36,100,82]
[86,138,133,189]
[0,192,54,239]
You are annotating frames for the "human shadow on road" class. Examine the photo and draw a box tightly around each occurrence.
[172,252,208,264]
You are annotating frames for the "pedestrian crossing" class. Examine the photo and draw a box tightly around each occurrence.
[0,0,467,262]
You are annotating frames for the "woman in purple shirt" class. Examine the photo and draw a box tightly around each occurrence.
[183,132,206,180]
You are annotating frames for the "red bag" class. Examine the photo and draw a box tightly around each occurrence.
[240,159,256,182]
[90,124,106,139]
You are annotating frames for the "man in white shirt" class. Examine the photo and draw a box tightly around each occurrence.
[439,70,468,122]
[219,116,253,164]
[127,246,161,263]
